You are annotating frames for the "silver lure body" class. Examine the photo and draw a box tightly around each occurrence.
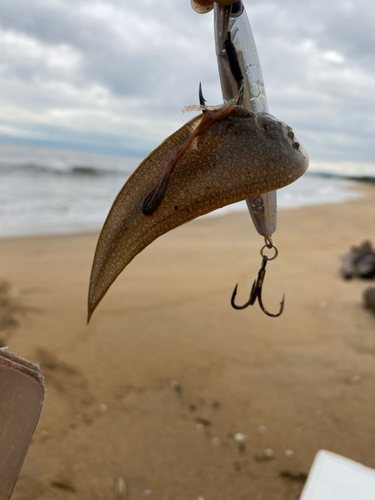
[214,1,277,239]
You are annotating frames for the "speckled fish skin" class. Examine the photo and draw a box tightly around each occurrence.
[88,106,308,320]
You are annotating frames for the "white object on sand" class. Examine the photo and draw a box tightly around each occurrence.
[301,450,375,500]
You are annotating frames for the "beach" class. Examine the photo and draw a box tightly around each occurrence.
[2,181,375,500]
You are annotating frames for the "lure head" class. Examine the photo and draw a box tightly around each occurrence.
[190,0,214,14]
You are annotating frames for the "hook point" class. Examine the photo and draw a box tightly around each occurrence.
[230,283,238,304]
[199,82,207,108]
[230,251,285,317]
[279,293,286,312]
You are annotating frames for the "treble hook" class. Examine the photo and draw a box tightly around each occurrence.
[231,245,285,317]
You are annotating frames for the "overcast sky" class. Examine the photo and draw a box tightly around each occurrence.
[0,0,374,164]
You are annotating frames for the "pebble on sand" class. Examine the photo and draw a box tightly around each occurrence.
[170,380,182,394]
[234,433,246,443]
[115,477,126,500]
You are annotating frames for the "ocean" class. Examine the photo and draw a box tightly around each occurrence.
[0,142,371,239]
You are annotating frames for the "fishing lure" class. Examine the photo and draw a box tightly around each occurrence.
[87,99,308,321]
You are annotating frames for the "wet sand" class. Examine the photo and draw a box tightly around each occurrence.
[2,182,375,500]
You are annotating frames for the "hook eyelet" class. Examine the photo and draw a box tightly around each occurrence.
[260,244,278,261]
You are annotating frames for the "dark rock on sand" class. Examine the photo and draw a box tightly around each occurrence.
[363,287,375,313]
[279,470,308,483]
[195,417,212,427]
[341,241,375,279]
[357,254,375,279]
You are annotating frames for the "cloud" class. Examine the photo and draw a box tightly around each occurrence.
[0,0,373,162]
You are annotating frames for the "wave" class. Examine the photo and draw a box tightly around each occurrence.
[0,161,135,177]
[3,163,375,182]
[307,170,375,185]
[0,143,143,177]
[308,161,375,183]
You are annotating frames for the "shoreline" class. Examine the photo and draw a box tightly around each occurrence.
[0,175,370,242]
[2,185,375,500]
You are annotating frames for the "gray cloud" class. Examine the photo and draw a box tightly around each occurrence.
[0,0,373,163]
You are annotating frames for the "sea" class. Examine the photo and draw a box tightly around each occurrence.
[0,142,372,239]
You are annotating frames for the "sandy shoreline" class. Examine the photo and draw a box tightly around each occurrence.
[2,181,375,500]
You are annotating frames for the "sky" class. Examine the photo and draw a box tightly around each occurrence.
[0,0,374,163]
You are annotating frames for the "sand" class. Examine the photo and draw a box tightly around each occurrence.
[1,182,375,500]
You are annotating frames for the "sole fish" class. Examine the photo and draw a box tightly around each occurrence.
[88,105,308,321]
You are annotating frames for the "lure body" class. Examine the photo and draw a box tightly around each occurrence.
[214,3,278,239]
[88,106,308,320]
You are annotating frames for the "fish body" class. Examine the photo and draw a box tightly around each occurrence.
[88,106,308,320]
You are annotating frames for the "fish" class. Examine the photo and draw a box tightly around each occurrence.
[88,104,308,321]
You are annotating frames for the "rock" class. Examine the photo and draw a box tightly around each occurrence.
[341,253,356,279]
[357,254,375,278]
[234,433,246,443]
[170,380,182,394]
[280,470,308,483]
[363,287,375,313]
[195,417,212,427]
[341,241,375,279]
[234,433,246,453]
[254,450,274,462]
[50,481,76,493]
[115,476,126,500]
